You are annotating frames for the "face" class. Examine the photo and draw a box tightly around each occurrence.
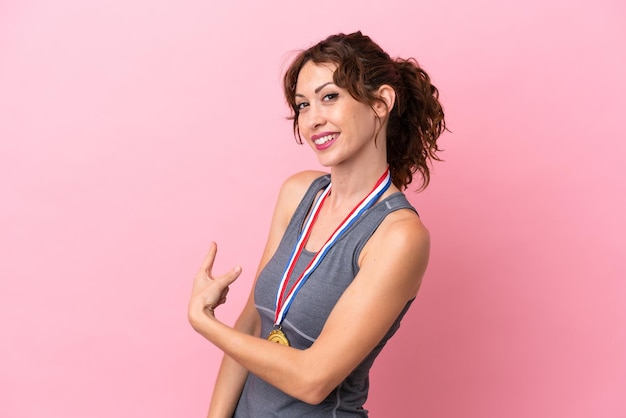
[294,61,382,168]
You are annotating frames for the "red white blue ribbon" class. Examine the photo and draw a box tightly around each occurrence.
[273,168,392,327]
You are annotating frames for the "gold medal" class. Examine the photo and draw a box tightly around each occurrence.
[267,328,290,346]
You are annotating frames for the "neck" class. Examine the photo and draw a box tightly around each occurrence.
[327,160,390,209]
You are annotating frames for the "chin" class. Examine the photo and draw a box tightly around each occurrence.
[315,155,340,168]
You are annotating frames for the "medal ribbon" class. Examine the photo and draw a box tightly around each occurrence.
[273,168,392,327]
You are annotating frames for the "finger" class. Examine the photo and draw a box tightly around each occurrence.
[199,242,218,277]
[216,265,242,287]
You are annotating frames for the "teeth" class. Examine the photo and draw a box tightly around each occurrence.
[314,134,338,145]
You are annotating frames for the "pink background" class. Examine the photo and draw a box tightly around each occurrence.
[1,0,625,417]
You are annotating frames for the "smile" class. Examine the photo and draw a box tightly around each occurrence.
[313,133,339,146]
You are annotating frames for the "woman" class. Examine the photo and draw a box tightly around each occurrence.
[188,31,445,417]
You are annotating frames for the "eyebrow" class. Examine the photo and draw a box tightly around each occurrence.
[295,81,335,97]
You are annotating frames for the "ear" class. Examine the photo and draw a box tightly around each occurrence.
[372,85,396,118]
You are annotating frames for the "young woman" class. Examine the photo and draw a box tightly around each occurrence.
[188,31,446,417]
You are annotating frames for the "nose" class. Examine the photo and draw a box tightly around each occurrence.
[305,104,326,130]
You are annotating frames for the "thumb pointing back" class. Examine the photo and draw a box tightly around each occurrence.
[218,265,242,287]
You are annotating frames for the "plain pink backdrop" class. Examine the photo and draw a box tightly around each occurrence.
[1,0,624,417]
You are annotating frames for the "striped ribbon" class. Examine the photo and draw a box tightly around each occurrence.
[274,168,392,327]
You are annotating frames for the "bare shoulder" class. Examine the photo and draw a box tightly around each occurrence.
[271,170,328,228]
[281,170,328,194]
[365,206,430,256]
[358,206,431,297]
[277,170,328,210]
[382,207,430,248]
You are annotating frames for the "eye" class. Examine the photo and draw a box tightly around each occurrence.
[295,101,309,110]
[323,93,339,102]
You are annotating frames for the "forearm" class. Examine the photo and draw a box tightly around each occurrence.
[207,302,262,417]
[207,354,249,418]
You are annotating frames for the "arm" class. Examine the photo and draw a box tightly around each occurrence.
[190,201,430,405]
[202,171,326,417]
[206,292,259,418]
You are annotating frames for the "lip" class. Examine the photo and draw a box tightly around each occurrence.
[311,131,339,142]
[311,132,339,151]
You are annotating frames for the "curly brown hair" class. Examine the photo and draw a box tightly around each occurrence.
[283,31,446,191]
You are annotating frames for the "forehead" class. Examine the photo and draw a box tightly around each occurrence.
[295,61,338,94]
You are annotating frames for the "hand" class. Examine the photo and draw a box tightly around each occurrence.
[189,242,242,325]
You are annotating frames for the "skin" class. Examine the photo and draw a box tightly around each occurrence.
[189,61,431,416]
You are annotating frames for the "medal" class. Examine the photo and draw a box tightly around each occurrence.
[268,168,392,346]
[267,327,290,346]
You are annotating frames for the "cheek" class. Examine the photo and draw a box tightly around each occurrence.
[351,109,376,132]
[295,115,306,133]
[296,119,313,143]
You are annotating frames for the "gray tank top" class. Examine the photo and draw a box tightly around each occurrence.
[234,174,417,417]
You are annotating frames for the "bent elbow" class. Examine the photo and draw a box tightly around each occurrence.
[292,373,336,405]
[298,388,331,405]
